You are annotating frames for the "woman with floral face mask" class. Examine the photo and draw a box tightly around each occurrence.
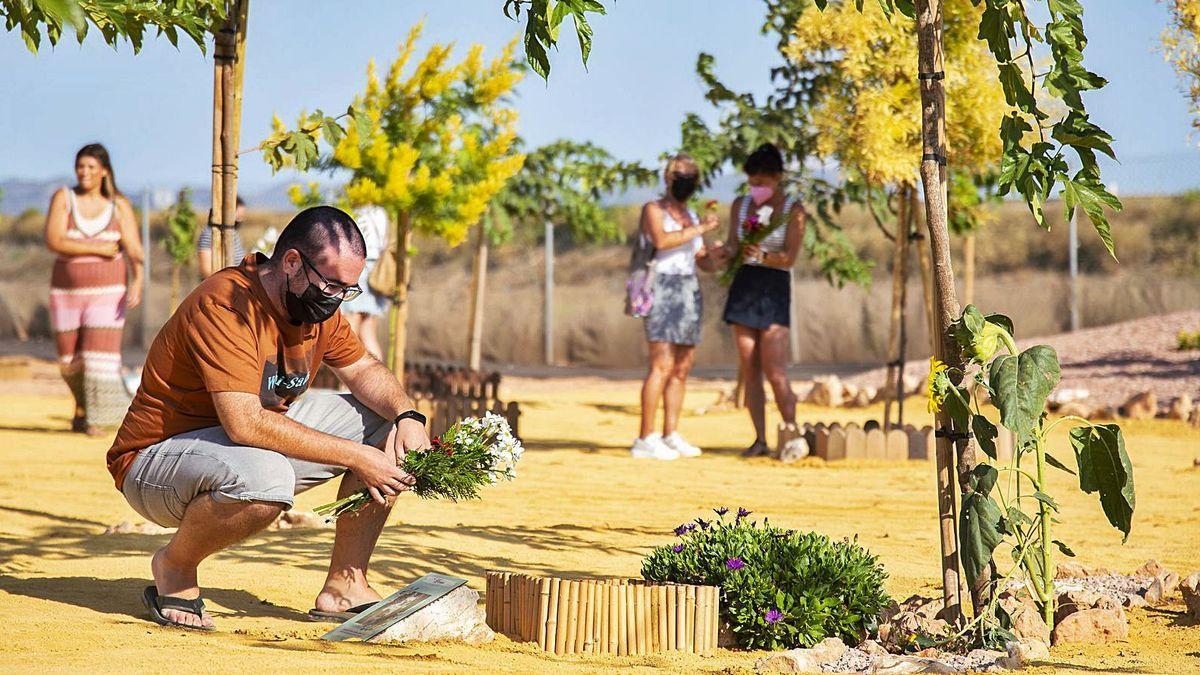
[716,143,806,457]
[630,153,723,460]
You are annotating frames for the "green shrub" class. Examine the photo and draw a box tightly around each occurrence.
[1178,330,1200,351]
[640,508,891,651]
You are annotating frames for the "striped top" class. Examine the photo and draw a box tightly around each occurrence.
[197,226,247,262]
[51,188,126,291]
[736,195,798,264]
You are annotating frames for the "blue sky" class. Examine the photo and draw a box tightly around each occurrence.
[1,0,1196,195]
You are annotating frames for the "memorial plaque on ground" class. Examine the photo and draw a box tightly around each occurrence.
[323,573,467,642]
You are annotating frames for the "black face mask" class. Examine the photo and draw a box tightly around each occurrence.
[284,267,343,326]
[670,175,699,201]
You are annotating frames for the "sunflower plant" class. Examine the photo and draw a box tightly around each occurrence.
[929,305,1135,648]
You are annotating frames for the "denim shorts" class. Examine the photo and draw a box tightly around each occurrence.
[120,393,391,527]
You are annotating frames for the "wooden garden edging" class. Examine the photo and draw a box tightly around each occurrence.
[778,421,1016,462]
[309,361,519,439]
[484,572,719,656]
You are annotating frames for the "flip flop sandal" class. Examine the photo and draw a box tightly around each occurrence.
[142,586,215,631]
[307,601,381,623]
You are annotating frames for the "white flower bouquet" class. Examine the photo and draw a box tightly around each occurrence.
[315,412,523,519]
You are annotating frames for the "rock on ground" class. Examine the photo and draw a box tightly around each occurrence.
[1118,390,1157,419]
[755,637,848,672]
[1181,572,1200,620]
[1051,607,1129,645]
[369,585,493,646]
[999,591,1051,647]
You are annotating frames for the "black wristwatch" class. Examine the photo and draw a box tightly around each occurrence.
[393,409,428,428]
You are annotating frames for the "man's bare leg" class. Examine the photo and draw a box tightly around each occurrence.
[312,472,395,612]
[152,495,283,628]
[314,427,397,614]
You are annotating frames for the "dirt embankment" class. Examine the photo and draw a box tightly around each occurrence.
[846,310,1200,409]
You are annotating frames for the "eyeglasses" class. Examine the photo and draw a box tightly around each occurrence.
[298,252,363,301]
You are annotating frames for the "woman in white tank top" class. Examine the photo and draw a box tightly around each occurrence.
[630,154,723,460]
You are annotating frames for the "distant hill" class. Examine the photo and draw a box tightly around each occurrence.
[0,178,326,215]
[2,173,749,216]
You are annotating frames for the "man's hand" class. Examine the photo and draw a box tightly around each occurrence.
[388,417,431,466]
[353,444,416,506]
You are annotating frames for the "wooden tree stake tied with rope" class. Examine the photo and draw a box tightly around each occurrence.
[209,0,249,271]
[914,0,970,625]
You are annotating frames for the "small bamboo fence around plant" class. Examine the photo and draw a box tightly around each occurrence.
[484,572,719,656]
[779,421,1015,462]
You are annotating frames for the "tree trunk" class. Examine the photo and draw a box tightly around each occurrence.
[388,212,413,379]
[467,215,489,371]
[883,190,909,431]
[543,221,555,366]
[913,191,935,338]
[963,233,976,306]
[915,0,977,624]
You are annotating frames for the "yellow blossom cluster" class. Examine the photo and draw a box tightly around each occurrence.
[325,20,525,246]
[785,0,1004,187]
[1162,0,1200,137]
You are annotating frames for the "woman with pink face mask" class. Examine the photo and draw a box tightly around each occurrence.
[716,143,806,457]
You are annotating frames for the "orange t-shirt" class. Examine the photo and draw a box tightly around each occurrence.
[107,253,366,489]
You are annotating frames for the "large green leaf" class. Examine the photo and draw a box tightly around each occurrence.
[989,346,1061,437]
[972,414,998,460]
[1070,424,1135,541]
[959,464,1004,590]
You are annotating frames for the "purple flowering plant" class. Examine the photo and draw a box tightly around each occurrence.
[641,507,890,651]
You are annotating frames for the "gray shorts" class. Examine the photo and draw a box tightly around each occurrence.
[120,393,391,527]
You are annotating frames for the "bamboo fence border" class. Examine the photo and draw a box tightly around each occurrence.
[778,421,1015,462]
[485,572,719,656]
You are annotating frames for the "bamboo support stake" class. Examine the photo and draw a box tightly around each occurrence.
[565,581,579,654]
[649,585,659,652]
[600,578,609,653]
[538,578,551,651]
[675,585,686,651]
[642,585,652,655]
[546,578,561,654]
[617,582,628,656]
[584,581,597,653]
[516,576,525,640]
[555,580,571,655]
[502,573,512,636]
[608,583,619,654]
[705,586,715,648]
[915,0,968,624]
[657,586,668,652]
[634,584,646,656]
[666,585,676,651]
[691,583,700,653]
[484,573,492,627]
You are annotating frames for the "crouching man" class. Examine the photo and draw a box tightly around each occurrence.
[107,206,429,630]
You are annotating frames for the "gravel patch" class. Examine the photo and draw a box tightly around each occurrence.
[821,648,873,672]
[1056,574,1154,601]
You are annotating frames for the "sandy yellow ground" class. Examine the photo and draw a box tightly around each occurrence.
[0,375,1197,673]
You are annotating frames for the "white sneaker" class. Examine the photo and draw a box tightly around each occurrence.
[663,432,702,458]
[631,434,680,460]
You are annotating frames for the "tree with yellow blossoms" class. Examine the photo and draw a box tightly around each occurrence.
[265,22,525,376]
[785,0,1005,428]
[1163,1,1200,137]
